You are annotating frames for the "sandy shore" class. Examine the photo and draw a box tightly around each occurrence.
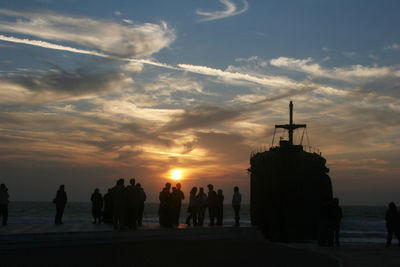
[283,242,400,267]
[0,226,399,266]
[0,227,338,267]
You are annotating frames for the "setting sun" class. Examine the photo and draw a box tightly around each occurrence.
[170,169,183,180]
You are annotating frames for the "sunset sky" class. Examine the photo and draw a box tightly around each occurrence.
[0,0,399,204]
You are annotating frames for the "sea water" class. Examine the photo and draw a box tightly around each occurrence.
[5,202,387,243]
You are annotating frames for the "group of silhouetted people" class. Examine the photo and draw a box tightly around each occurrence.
[51,179,147,229]
[158,182,185,227]
[158,183,242,228]
[102,178,147,230]
[318,198,343,247]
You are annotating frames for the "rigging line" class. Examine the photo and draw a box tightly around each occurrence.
[305,128,311,151]
[300,127,306,145]
[271,127,277,147]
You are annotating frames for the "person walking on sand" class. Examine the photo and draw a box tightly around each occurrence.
[385,202,400,247]
[111,179,126,229]
[207,184,218,226]
[175,183,184,225]
[125,178,139,230]
[53,185,67,225]
[331,198,343,246]
[91,188,103,224]
[0,184,9,226]
[216,189,224,226]
[232,186,242,227]
[197,187,208,226]
[136,183,146,227]
[159,183,172,227]
[103,188,113,224]
[186,187,198,226]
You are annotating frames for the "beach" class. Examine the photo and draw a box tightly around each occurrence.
[0,224,399,267]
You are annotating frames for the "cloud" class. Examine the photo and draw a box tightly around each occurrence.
[0,35,107,58]
[269,56,400,82]
[163,105,241,132]
[384,43,400,51]
[0,65,133,104]
[178,63,299,89]
[0,9,176,58]
[196,0,248,22]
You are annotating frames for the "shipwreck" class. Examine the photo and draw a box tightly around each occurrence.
[249,101,332,241]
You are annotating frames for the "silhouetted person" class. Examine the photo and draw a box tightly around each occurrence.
[331,198,343,246]
[207,184,218,226]
[0,184,9,226]
[318,200,331,246]
[103,188,113,224]
[91,188,103,224]
[216,189,224,226]
[175,183,184,225]
[53,185,67,225]
[125,178,139,230]
[232,186,241,227]
[186,187,198,226]
[111,179,125,229]
[197,187,207,226]
[159,183,172,227]
[385,202,400,247]
[136,183,146,227]
[170,187,181,226]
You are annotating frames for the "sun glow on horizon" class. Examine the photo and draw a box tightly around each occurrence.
[170,169,183,180]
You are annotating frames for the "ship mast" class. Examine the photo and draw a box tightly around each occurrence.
[275,101,306,145]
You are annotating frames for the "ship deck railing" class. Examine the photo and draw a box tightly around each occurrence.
[250,145,321,158]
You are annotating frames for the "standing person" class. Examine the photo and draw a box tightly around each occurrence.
[0,184,9,226]
[136,183,146,227]
[385,202,400,247]
[125,178,139,230]
[159,183,172,227]
[186,187,198,226]
[111,179,125,229]
[53,185,67,225]
[175,183,185,225]
[91,188,103,224]
[103,188,113,224]
[216,189,224,226]
[207,184,218,226]
[170,187,180,226]
[331,198,343,246]
[197,187,208,226]
[232,186,241,227]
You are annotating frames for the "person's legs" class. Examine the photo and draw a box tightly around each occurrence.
[234,205,240,226]
[0,205,7,225]
[386,228,394,246]
[334,225,340,246]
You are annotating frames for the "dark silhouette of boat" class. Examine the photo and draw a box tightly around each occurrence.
[249,101,332,241]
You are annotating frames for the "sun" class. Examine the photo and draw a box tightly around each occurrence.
[170,169,183,180]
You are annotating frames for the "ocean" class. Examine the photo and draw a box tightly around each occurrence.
[5,202,387,243]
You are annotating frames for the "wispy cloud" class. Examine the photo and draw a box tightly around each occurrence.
[0,35,107,57]
[0,8,175,57]
[384,43,400,51]
[269,56,400,81]
[196,0,248,22]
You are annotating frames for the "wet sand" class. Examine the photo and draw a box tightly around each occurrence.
[283,242,400,267]
[0,227,338,267]
[1,226,400,266]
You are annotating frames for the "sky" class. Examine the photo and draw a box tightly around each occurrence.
[0,0,399,204]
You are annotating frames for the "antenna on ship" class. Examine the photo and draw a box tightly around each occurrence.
[275,101,306,146]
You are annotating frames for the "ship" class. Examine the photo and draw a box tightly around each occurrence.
[248,101,332,241]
